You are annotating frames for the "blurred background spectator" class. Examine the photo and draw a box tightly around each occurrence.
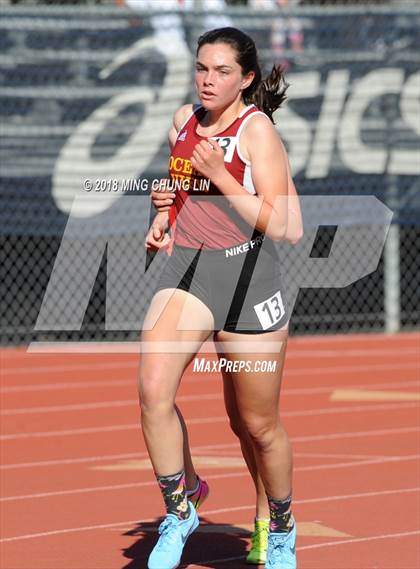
[250,0,304,69]
[115,0,232,57]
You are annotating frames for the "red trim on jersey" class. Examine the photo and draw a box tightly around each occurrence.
[167,204,177,256]
[169,105,260,250]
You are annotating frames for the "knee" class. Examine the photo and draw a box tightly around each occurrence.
[228,414,247,440]
[243,417,279,452]
[225,404,247,439]
[138,367,173,418]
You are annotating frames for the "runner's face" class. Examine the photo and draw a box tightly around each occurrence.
[195,43,251,110]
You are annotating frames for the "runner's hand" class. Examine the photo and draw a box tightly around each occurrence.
[145,218,170,251]
[151,190,175,212]
[151,180,175,212]
[191,139,225,182]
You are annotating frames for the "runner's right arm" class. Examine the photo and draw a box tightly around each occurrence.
[146,105,194,246]
[152,104,193,212]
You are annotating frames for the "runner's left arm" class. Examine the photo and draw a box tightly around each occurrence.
[190,114,290,241]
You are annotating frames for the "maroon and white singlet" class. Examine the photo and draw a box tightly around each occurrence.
[157,104,289,332]
[168,104,266,250]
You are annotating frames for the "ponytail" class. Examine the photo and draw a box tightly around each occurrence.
[244,65,289,124]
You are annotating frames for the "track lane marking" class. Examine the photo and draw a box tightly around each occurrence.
[2,362,418,391]
[297,529,420,551]
[1,443,409,470]
[2,379,420,412]
[2,461,419,502]
[1,401,418,440]
[183,530,420,566]
[331,388,420,402]
[1,487,418,542]
[0,393,221,416]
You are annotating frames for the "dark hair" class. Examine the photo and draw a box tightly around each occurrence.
[196,27,288,124]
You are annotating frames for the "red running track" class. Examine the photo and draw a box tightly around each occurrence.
[0,332,419,568]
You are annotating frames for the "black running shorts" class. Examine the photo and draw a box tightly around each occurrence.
[156,235,289,334]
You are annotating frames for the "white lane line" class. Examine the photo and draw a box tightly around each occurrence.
[0,442,246,470]
[0,412,420,442]
[1,427,418,472]
[292,425,420,443]
[0,393,221,416]
[282,401,418,418]
[0,378,134,394]
[6,345,420,364]
[2,361,137,376]
[3,329,417,357]
[0,481,155,502]
[22,335,416,355]
[0,423,142,441]
[297,486,420,505]
[283,378,420,396]
[2,457,419,503]
[2,376,419,397]
[204,448,392,462]
[0,364,412,396]
[0,518,149,543]
[0,380,420,410]
[25,337,420,354]
[0,451,146,470]
[0,399,139,416]
[1,400,418,441]
[257,450,392,460]
[0,416,227,441]
[1,487,418,543]
[296,454,420,473]
[286,347,419,357]
[189,529,420,566]
[297,529,420,551]
[0,444,397,471]
[182,555,244,567]
[2,360,418,385]
[285,362,419,375]
[289,332,419,344]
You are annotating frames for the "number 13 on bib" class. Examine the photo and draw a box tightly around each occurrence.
[253,291,285,330]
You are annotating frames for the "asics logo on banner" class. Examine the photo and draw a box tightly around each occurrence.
[177,130,187,142]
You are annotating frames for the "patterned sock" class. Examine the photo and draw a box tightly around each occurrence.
[155,470,190,520]
[267,492,293,533]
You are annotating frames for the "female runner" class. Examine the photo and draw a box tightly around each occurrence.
[141,27,303,569]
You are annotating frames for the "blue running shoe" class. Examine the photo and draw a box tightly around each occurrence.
[148,502,199,569]
[265,523,297,569]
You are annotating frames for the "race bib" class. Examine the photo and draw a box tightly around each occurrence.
[254,291,285,330]
[210,136,237,163]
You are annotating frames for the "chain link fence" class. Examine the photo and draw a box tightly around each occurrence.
[1,2,419,345]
